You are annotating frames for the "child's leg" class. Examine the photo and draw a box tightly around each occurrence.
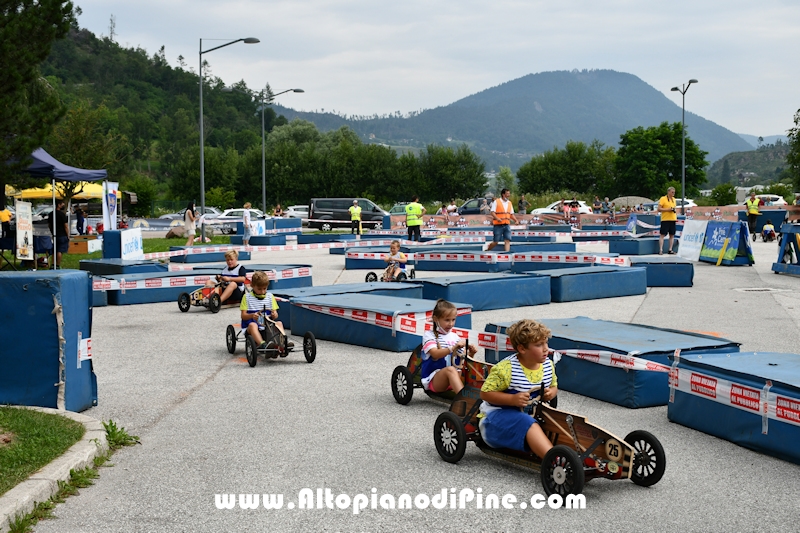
[246,323,263,345]
[220,283,236,302]
[430,366,463,394]
[525,423,553,458]
[205,279,216,288]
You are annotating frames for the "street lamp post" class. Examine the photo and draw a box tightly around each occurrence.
[223,86,304,214]
[670,79,698,215]
[199,37,259,243]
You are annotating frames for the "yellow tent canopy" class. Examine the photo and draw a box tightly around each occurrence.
[4,184,19,196]
[13,182,104,200]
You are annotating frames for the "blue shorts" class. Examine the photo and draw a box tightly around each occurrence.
[243,226,252,240]
[492,224,511,242]
[55,236,70,253]
[480,408,536,451]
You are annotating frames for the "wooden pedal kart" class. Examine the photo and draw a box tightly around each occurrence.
[225,317,317,368]
[178,281,241,314]
[391,345,557,408]
[365,263,415,283]
[433,359,666,497]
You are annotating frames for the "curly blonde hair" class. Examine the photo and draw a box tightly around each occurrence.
[507,319,551,350]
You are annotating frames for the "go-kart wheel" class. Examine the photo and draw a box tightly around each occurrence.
[434,411,467,464]
[391,365,414,405]
[541,445,585,497]
[625,430,666,487]
[396,272,408,282]
[303,331,316,363]
[245,335,258,367]
[208,293,221,313]
[178,293,191,312]
[365,272,378,283]
[226,325,237,354]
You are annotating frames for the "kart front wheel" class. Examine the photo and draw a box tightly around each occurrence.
[178,293,191,312]
[303,331,317,363]
[226,325,237,354]
[434,411,467,464]
[209,293,221,313]
[245,335,258,367]
[396,272,408,282]
[391,366,414,405]
[365,272,378,283]
[625,430,666,487]
[541,445,585,497]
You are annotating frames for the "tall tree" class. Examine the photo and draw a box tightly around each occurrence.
[0,0,74,203]
[614,122,708,199]
[787,109,800,191]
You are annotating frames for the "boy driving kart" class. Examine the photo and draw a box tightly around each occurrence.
[383,240,407,281]
[205,250,248,304]
[240,271,293,352]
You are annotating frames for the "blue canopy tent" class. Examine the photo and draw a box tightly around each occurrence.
[19,149,107,268]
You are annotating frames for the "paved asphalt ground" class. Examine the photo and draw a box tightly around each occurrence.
[30,237,800,533]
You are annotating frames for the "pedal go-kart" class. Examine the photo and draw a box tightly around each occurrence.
[391,344,557,408]
[178,280,240,314]
[365,263,415,283]
[433,360,666,497]
[225,314,317,367]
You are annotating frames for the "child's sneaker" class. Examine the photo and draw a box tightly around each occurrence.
[286,341,295,348]
[258,341,268,350]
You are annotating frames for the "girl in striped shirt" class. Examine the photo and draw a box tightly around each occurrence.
[420,299,477,394]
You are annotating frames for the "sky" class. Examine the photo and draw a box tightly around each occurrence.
[74,0,800,137]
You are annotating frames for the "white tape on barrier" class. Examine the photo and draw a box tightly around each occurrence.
[669,365,800,431]
[92,275,213,292]
[414,252,510,264]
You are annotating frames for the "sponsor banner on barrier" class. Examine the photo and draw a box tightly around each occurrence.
[511,253,631,267]
[92,275,212,292]
[414,252,508,264]
[670,367,800,431]
[678,220,708,262]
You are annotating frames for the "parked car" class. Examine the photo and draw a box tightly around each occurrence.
[754,194,787,206]
[284,205,309,219]
[389,203,409,215]
[457,198,494,215]
[532,200,592,215]
[159,206,222,220]
[216,208,265,221]
[641,199,697,212]
[308,198,388,231]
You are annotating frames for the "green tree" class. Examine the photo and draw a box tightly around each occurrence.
[615,122,708,199]
[709,182,737,206]
[0,0,75,203]
[496,166,515,194]
[787,109,800,191]
[121,172,157,217]
[722,159,731,184]
[516,140,616,196]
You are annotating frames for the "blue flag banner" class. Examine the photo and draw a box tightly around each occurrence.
[699,221,754,266]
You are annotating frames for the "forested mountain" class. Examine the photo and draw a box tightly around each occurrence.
[274,69,755,169]
[705,141,791,187]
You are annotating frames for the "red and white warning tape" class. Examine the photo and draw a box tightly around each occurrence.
[93,267,312,291]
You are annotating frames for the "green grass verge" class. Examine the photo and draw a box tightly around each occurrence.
[0,407,85,497]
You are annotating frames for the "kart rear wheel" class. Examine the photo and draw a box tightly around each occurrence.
[625,430,666,487]
[365,272,378,283]
[178,293,191,312]
[396,272,408,282]
[434,411,467,464]
[391,366,414,405]
[245,335,258,367]
[226,325,237,354]
[541,445,585,497]
[303,331,317,363]
[209,293,221,313]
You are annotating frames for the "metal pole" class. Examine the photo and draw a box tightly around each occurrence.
[681,88,686,216]
[261,90,266,214]
[198,38,205,245]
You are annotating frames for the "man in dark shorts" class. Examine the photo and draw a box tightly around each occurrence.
[48,200,70,268]
[657,187,677,255]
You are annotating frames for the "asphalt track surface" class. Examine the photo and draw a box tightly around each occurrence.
[32,238,800,533]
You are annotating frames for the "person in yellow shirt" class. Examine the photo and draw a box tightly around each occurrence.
[744,192,763,242]
[658,186,678,255]
[0,206,13,239]
[348,200,362,235]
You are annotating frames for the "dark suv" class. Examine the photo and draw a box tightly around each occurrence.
[308,198,388,231]
[457,197,494,215]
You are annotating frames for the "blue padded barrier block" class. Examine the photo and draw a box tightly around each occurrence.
[273,282,422,329]
[581,225,628,231]
[230,235,286,246]
[104,269,220,305]
[523,266,646,302]
[609,238,680,256]
[484,317,739,408]
[506,236,556,243]
[509,253,619,273]
[274,218,302,230]
[571,233,627,242]
[80,259,167,276]
[0,270,97,411]
[414,253,509,273]
[416,274,550,310]
[168,248,251,263]
[738,210,787,235]
[192,263,313,290]
[92,284,108,307]
[290,294,471,352]
[629,256,694,287]
[298,234,358,244]
[668,351,800,464]
[526,225,573,232]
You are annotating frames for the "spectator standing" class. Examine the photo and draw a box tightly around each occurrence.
[517,195,530,215]
[405,195,426,242]
[242,202,253,246]
[349,200,362,235]
[658,187,678,255]
[487,188,519,252]
[184,202,196,247]
[745,192,764,241]
[592,196,602,214]
[0,206,13,238]
[446,199,458,215]
[47,200,70,268]
[273,204,284,217]
[75,208,85,235]
[601,197,610,214]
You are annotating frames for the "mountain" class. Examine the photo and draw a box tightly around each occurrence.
[706,141,791,187]
[737,134,789,149]
[274,69,754,170]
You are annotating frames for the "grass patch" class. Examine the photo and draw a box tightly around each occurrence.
[0,407,85,497]
[103,420,141,450]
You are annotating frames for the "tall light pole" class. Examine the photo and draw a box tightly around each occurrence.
[671,79,698,215]
[199,37,259,242]
[223,86,304,214]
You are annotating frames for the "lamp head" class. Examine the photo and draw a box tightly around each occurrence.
[293,89,305,93]
[688,79,698,84]
[243,38,260,44]
[671,87,679,92]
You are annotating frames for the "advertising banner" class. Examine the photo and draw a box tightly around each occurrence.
[102,181,119,231]
[678,220,708,262]
[14,200,34,261]
[120,228,144,260]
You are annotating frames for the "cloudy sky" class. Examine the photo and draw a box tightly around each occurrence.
[74,0,799,137]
